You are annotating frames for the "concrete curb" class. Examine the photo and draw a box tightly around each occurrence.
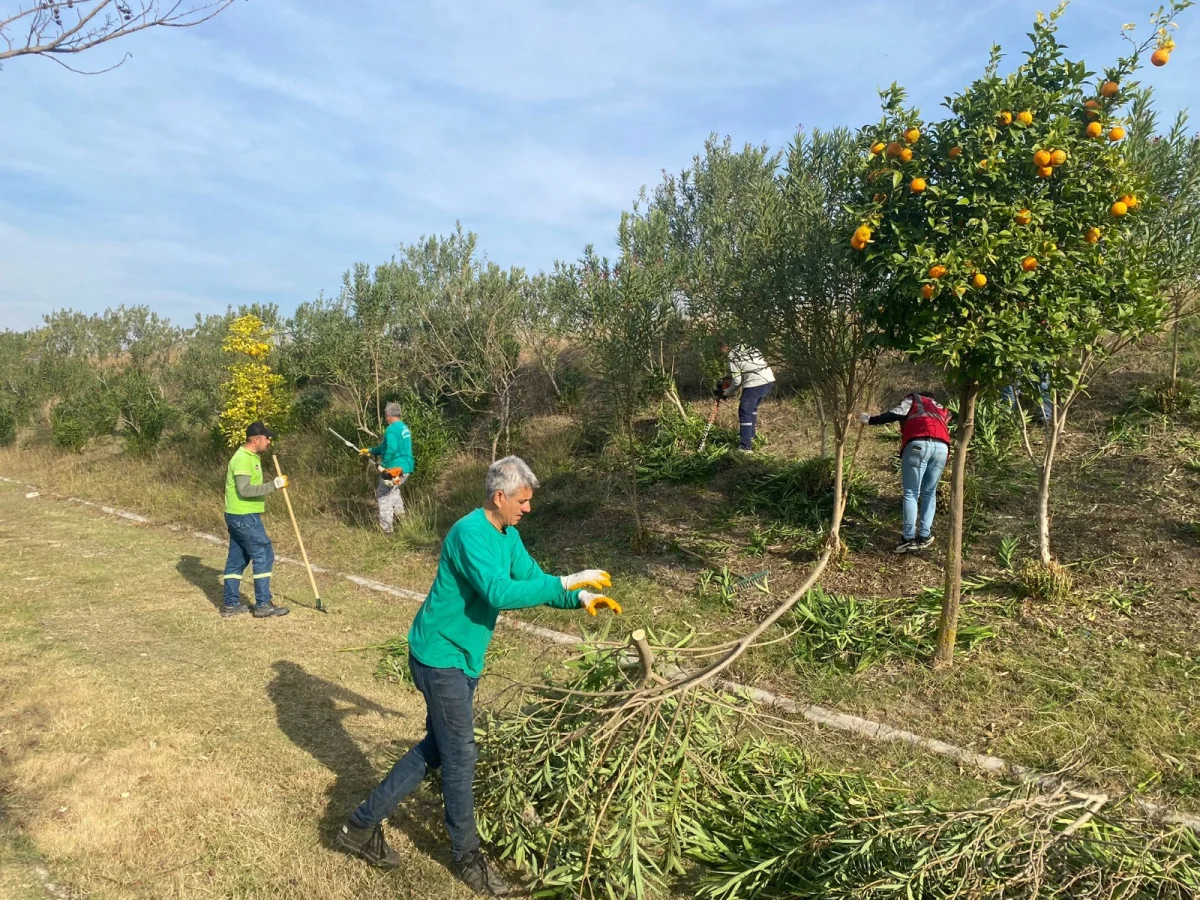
[4,474,1197,832]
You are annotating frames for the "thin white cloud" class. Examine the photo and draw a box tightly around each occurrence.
[0,0,1195,331]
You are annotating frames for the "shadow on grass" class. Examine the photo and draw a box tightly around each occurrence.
[176,554,224,612]
[266,661,452,868]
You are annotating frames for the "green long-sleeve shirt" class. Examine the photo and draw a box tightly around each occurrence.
[369,420,415,474]
[408,507,580,677]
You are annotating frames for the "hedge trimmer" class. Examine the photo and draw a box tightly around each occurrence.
[327,426,405,485]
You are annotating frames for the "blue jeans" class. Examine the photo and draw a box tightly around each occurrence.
[223,513,275,608]
[738,383,773,450]
[901,440,949,541]
[349,655,481,859]
[1001,373,1052,420]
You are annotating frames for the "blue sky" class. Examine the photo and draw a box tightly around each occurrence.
[0,0,1195,331]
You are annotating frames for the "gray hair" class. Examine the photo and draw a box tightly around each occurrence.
[486,455,539,498]
[384,401,403,419]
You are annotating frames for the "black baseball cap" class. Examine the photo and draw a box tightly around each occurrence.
[246,422,277,439]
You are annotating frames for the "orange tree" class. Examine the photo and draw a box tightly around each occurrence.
[850,2,1190,667]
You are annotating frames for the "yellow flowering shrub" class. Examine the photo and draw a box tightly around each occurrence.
[218,315,290,446]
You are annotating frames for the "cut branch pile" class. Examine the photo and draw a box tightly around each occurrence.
[476,629,1200,899]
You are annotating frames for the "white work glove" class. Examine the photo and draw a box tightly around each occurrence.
[579,590,622,616]
[273,475,289,489]
[561,569,612,591]
[858,412,871,424]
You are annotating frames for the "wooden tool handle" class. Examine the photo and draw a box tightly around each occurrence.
[272,454,322,604]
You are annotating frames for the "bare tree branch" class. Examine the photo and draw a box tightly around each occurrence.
[0,0,238,67]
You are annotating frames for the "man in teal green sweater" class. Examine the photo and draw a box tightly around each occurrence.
[336,455,620,896]
[359,401,415,535]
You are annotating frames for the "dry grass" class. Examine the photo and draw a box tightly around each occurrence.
[0,483,499,898]
[0,476,1000,899]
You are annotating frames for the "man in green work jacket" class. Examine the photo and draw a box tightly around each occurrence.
[335,455,620,896]
[359,401,415,535]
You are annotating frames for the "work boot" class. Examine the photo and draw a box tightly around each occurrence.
[220,602,247,618]
[334,821,400,869]
[253,602,290,618]
[453,850,512,896]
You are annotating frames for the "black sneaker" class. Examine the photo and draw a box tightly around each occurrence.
[894,538,919,554]
[453,850,512,896]
[252,603,290,618]
[914,534,935,550]
[220,603,247,618]
[334,822,399,869]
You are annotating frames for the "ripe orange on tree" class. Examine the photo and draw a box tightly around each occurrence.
[910,177,927,193]
[1100,80,1120,97]
[929,264,948,279]
[871,141,886,155]
[904,127,921,143]
[854,225,872,243]
[1017,110,1034,125]
[1015,208,1032,225]
[1110,200,1128,217]
[972,273,987,288]
[922,283,935,299]
[997,110,1013,125]
[1109,125,1126,141]
[949,146,963,158]
[899,147,914,162]
[1033,149,1052,167]
[1120,193,1140,209]
[1151,48,1171,65]
[851,234,867,250]
[850,3,1189,669]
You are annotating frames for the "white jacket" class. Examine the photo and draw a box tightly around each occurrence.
[727,345,775,390]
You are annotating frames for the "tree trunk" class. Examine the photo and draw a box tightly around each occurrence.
[1171,297,1182,391]
[626,413,645,551]
[933,382,978,669]
[665,380,688,419]
[814,393,828,457]
[828,434,847,553]
[1036,415,1062,565]
[373,355,382,426]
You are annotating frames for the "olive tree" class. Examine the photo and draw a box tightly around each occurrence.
[401,227,527,461]
[571,206,684,549]
[1126,96,1200,394]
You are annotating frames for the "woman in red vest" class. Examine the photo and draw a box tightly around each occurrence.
[858,393,952,553]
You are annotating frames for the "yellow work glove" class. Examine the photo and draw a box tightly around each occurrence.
[579,591,621,616]
[273,475,289,489]
[561,569,612,591]
[358,448,372,457]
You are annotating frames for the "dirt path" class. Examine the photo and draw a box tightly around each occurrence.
[0,481,494,899]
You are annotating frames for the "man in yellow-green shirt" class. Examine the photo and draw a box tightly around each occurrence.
[222,422,290,619]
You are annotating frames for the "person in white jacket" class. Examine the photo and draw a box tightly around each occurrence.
[717,342,776,452]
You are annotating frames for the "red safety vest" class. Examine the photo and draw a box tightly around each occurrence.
[899,394,951,449]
